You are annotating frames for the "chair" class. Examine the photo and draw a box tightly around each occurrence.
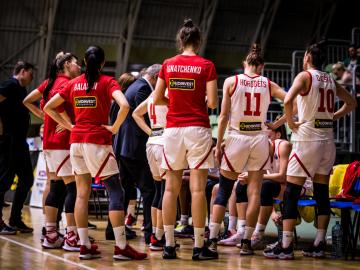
[350,203,360,259]
[91,183,108,219]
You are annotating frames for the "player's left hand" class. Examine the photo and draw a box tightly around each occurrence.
[55,124,66,134]
[102,124,118,134]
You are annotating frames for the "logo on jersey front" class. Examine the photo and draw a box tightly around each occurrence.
[74,96,97,108]
[239,122,262,132]
[314,119,333,129]
[169,78,195,91]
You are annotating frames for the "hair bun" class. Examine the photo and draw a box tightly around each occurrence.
[183,18,194,28]
[55,51,65,60]
[251,43,261,54]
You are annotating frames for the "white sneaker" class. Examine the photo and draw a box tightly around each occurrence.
[42,232,64,249]
[218,233,243,246]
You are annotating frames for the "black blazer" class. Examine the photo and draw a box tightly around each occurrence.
[113,78,152,160]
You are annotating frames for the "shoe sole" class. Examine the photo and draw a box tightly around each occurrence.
[63,244,80,252]
[0,231,17,235]
[302,251,325,258]
[113,255,131,260]
[192,256,218,261]
[240,251,254,255]
[42,244,63,249]
[79,254,101,260]
[149,246,164,251]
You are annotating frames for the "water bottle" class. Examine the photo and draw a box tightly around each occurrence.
[331,221,343,258]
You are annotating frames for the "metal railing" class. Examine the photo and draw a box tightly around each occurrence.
[351,27,360,46]
[262,62,292,90]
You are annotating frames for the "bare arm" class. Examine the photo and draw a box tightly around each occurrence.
[23,89,44,120]
[263,141,292,183]
[206,79,218,109]
[270,81,286,101]
[132,97,151,136]
[103,90,130,134]
[153,78,169,105]
[333,82,357,120]
[43,93,72,130]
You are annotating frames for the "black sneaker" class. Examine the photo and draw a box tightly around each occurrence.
[9,220,33,233]
[263,242,294,260]
[40,226,46,242]
[206,238,218,252]
[0,221,17,235]
[239,239,254,255]
[302,241,326,258]
[174,224,194,238]
[192,245,218,260]
[163,245,177,259]
[88,222,97,229]
[125,226,137,239]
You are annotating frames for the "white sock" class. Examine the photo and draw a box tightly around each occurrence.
[237,220,246,235]
[229,216,237,231]
[45,222,56,231]
[209,222,221,239]
[314,229,326,246]
[78,228,91,249]
[113,226,126,249]
[127,205,135,217]
[152,226,156,234]
[67,226,77,234]
[194,227,205,248]
[164,225,175,247]
[282,231,294,248]
[243,226,255,240]
[180,215,189,225]
[254,223,266,238]
[155,228,164,240]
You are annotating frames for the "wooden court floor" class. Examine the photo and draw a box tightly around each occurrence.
[0,206,359,270]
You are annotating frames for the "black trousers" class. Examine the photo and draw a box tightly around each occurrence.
[0,135,34,223]
[119,156,155,244]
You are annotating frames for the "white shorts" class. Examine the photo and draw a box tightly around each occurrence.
[221,133,270,173]
[146,143,165,178]
[287,140,336,178]
[161,127,214,170]
[43,150,72,177]
[70,143,119,178]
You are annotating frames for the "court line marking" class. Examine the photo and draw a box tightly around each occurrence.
[0,236,96,270]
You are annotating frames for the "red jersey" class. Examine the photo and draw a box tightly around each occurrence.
[158,54,217,128]
[37,75,74,150]
[58,74,120,145]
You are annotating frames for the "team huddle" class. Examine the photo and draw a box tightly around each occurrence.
[21,18,356,261]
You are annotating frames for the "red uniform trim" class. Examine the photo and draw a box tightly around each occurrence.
[160,171,166,178]
[162,149,173,171]
[267,78,272,102]
[260,155,270,170]
[229,75,238,97]
[289,153,311,177]
[300,71,312,96]
[243,74,260,79]
[95,152,116,178]
[194,147,213,169]
[223,152,235,172]
[56,155,70,175]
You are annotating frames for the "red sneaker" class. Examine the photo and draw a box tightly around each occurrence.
[42,230,64,249]
[79,244,101,260]
[63,231,80,252]
[125,214,136,227]
[113,244,147,260]
[149,234,165,251]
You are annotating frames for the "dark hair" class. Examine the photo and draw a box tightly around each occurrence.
[176,18,201,52]
[245,44,264,67]
[349,43,356,49]
[13,61,34,75]
[305,40,327,69]
[274,115,287,140]
[85,46,105,93]
[43,52,76,101]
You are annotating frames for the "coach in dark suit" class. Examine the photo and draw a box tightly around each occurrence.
[114,64,161,244]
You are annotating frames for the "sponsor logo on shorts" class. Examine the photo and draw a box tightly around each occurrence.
[150,128,164,137]
[74,96,97,108]
[314,119,333,129]
[169,78,195,91]
[239,122,262,132]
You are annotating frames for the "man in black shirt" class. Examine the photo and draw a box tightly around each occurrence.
[0,61,34,234]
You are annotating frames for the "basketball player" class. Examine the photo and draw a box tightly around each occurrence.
[23,52,81,250]
[264,41,357,259]
[132,91,168,251]
[153,18,218,260]
[209,44,287,256]
[44,46,147,260]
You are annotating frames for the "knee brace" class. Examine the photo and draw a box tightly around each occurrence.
[313,182,330,216]
[45,180,65,208]
[64,181,76,213]
[261,180,281,206]
[214,174,235,207]
[236,182,248,203]
[103,174,125,211]
[282,182,303,220]
[152,180,162,209]
[158,180,165,210]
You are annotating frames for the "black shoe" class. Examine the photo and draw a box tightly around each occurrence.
[174,224,194,238]
[125,226,137,239]
[192,245,218,260]
[105,227,115,240]
[206,238,218,252]
[88,222,97,229]
[163,245,177,259]
[239,239,254,255]
[40,226,46,242]
[302,241,326,258]
[9,220,33,233]
[0,221,17,235]
[263,242,294,260]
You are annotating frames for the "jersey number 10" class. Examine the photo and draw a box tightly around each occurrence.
[244,92,261,116]
[318,88,334,113]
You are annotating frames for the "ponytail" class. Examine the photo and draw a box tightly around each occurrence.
[84,46,105,93]
[305,39,327,70]
[245,43,264,67]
